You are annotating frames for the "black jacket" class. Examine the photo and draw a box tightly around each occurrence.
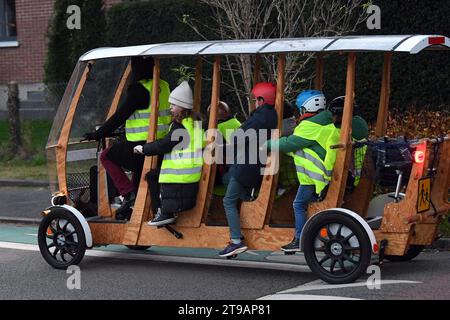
[228,104,278,188]
[95,82,150,139]
[143,121,199,214]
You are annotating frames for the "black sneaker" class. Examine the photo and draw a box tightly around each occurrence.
[148,209,176,226]
[281,238,301,252]
[115,208,132,221]
[115,192,135,221]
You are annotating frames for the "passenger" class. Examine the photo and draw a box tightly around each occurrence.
[83,57,171,220]
[219,82,278,257]
[328,96,369,190]
[133,81,205,226]
[208,101,241,192]
[277,101,298,196]
[266,90,340,252]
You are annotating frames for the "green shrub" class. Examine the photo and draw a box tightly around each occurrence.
[45,0,106,85]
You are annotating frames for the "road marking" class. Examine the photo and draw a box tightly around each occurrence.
[25,234,38,237]
[0,241,311,273]
[277,279,422,294]
[258,294,361,300]
[257,277,422,300]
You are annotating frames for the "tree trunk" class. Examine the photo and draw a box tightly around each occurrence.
[7,82,22,155]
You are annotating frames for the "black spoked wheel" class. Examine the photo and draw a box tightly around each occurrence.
[38,209,86,269]
[385,245,424,262]
[125,245,151,251]
[303,211,372,284]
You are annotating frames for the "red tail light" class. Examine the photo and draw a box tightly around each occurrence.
[413,150,425,164]
[428,37,445,45]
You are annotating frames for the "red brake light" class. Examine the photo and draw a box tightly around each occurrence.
[413,151,425,164]
[428,36,445,45]
[373,243,379,253]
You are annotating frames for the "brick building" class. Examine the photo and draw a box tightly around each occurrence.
[0,0,122,118]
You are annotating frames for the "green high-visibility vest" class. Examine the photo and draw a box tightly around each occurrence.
[335,126,368,187]
[125,79,171,142]
[352,141,367,187]
[289,120,340,194]
[159,117,205,184]
[217,117,241,142]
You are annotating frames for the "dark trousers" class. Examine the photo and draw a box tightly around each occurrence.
[100,140,145,196]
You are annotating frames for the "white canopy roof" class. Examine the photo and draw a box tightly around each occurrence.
[80,35,449,61]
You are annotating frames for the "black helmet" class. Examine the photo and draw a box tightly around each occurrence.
[131,56,155,80]
[328,96,358,115]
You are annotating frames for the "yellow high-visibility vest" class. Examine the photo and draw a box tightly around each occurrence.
[159,117,205,184]
[125,79,171,141]
[217,117,241,142]
[289,120,340,194]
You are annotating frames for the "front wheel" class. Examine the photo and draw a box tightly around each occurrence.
[38,209,87,269]
[303,211,372,284]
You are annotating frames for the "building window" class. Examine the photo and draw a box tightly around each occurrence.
[0,0,17,41]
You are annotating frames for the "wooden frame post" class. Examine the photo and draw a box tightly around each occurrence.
[98,62,132,217]
[56,63,92,195]
[344,53,393,216]
[375,53,392,137]
[314,53,324,90]
[193,57,203,113]
[240,54,285,229]
[176,56,221,227]
[124,58,161,244]
[310,53,356,214]
[249,54,262,112]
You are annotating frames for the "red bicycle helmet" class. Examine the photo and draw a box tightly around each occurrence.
[252,82,277,105]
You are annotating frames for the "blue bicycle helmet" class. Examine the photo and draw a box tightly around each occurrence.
[295,90,326,114]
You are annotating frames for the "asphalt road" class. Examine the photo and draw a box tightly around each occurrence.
[0,246,316,300]
[0,186,50,220]
[0,243,449,300]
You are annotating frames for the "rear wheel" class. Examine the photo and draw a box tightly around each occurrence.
[385,245,424,262]
[38,209,86,269]
[303,211,372,284]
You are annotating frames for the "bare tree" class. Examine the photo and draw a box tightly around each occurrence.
[183,0,370,117]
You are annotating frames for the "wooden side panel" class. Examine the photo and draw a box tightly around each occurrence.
[176,56,221,228]
[430,138,450,214]
[374,230,410,256]
[342,155,375,217]
[309,53,356,217]
[56,64,92,195]
[409,223,440,245]
[89,223,128,245]
[98,63,132,218]
[240,54,286,229]
[136,224,294,251]
[380,143,427,233]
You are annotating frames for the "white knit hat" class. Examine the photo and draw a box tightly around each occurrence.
[168,81,193,110]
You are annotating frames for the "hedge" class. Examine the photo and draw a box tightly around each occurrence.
[45,0,449,121]
[323,0,450,121]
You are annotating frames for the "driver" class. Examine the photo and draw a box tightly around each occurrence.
[83,57,171,220]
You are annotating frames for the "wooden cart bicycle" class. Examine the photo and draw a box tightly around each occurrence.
[38,35,450,284]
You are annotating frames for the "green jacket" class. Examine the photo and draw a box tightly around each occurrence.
[267,111,369,161]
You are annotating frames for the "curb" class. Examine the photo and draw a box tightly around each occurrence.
[0,217,41,225]
[0,180,49,187]
[428,238,450,251]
